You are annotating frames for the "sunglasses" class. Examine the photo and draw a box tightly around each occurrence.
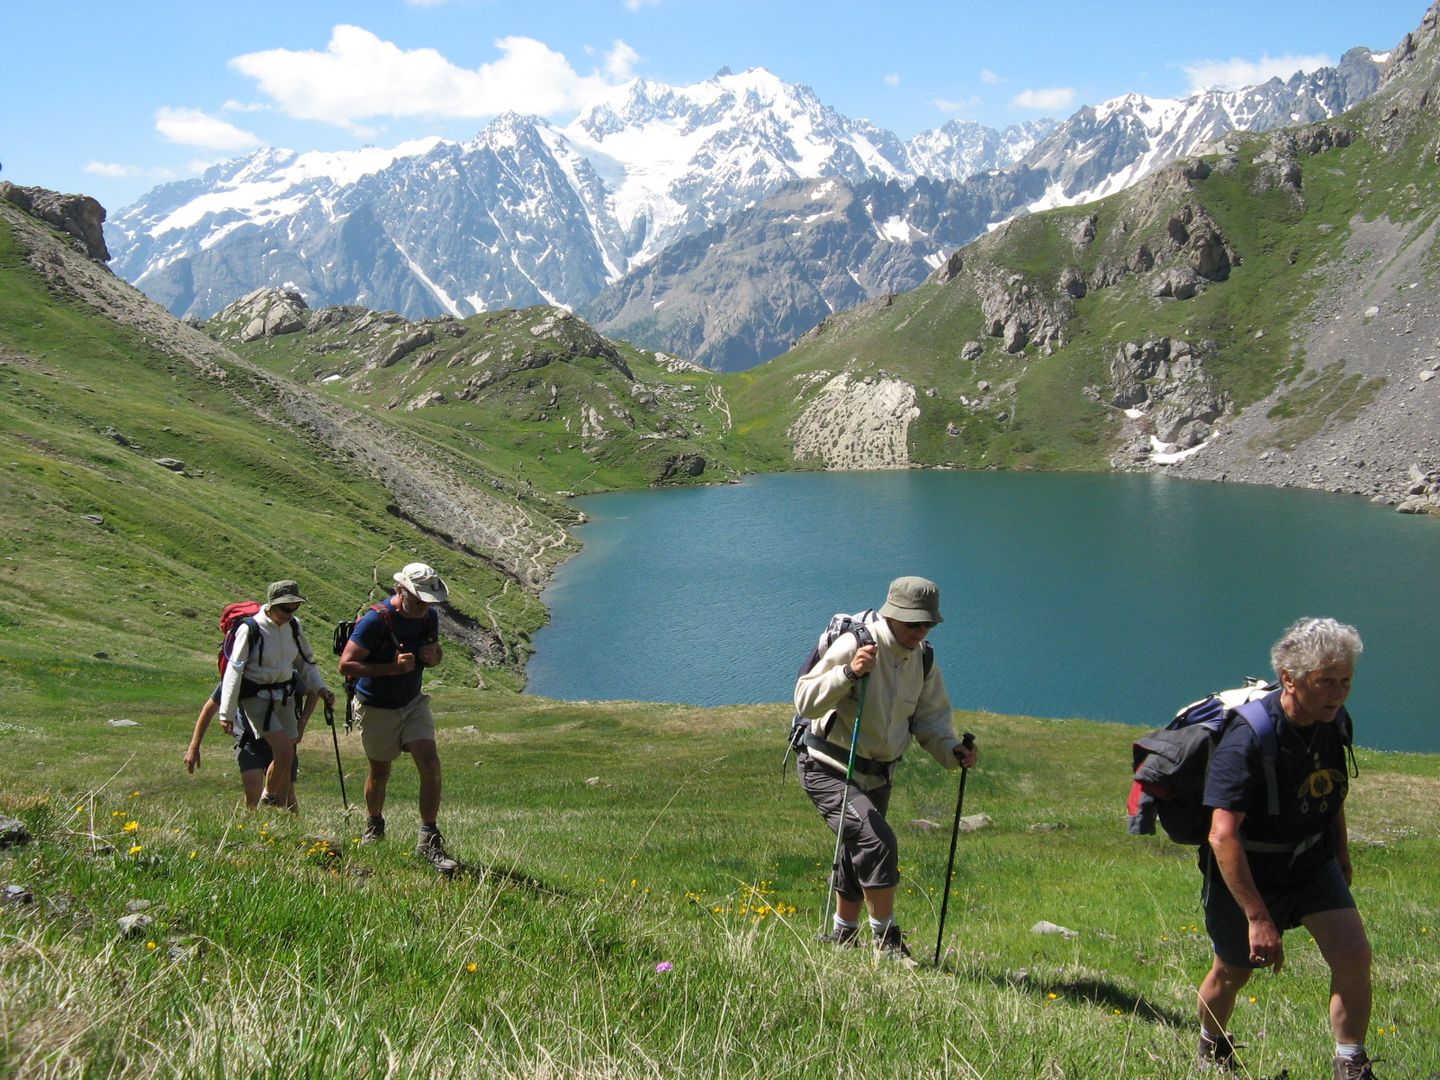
[897,620,934,630]
[274,603,300,614]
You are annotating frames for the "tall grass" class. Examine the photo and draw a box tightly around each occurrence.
[3,692,1436,1078]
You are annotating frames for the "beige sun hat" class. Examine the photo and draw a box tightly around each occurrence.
[393,562,449,604]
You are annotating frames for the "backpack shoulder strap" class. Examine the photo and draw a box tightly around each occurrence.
[1233,699,1280,817]
[921,640,934,678]
[288,617,315,666]
[240,615,263,668]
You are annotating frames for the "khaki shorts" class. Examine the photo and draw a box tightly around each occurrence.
[356,694,436,762]
[239,693,301,742]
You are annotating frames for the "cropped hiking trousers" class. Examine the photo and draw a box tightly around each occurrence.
[798,751,899,898]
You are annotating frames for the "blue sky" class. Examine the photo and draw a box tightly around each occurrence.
[2,0,1428,212]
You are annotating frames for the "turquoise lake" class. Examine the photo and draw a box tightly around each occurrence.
[526,471,1438,754]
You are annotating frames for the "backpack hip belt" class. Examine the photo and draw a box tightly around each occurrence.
[801,732,898,780]
[1240,830,1325,864]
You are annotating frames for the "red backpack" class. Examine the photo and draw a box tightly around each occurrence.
[217,601,263,675]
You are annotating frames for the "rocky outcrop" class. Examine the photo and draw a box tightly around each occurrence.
[217,287,311,342]
[788,374,920,469]
[657,453,707,481]
[1,183,109,262]
[979,273,1071,354]
[1110,338,1230,463]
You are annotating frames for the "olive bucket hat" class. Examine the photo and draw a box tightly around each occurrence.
[878,575,943,624]
[265,580,307,607]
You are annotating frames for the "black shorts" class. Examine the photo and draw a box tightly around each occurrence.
[235,736,299,780]
[1203,854,1355,967]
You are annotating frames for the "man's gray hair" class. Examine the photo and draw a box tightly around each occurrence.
[1270,617,1363,680]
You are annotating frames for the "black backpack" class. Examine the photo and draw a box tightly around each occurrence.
[1127,679,1354,845]
[781,609,933,776]
[332,598,439,731]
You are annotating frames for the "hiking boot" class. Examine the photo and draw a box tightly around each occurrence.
[1196,1031,1240,1072]
[360,816,385,844]
[874,923,916,965]
[816,923,860,947]
[416,828,460,874]
[1333,1053,1377,1080]
[259,792,279,807]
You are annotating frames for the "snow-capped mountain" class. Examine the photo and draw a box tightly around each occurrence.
[582,48,1385,369]
[1020,45,1384,211]
[106,52,1385,363]
[902,118,1058,181]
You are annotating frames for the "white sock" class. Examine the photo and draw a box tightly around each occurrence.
[833,914,858,931]
[1335,1042,1366,1060]
[868,915,895,935]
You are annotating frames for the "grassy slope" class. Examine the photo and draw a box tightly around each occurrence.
[220,305,779,497]
[1,687,1436,1078]
[0,215,544,694]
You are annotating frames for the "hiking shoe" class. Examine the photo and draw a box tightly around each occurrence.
[816,924,860,947]
[1196,1031,1240,1072]
[416,829,460,874]
[360,816,385,844]
[874,923,915,965]
[1332,1053,1377,1080]
[259,792,279,807]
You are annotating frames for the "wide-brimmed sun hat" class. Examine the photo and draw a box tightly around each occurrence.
[265,580,307,608]
[394,562,449,604]
[878,575,943,624]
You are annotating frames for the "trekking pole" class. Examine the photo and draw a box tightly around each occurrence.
[324,699,349,810]
[933,731,976,967]
[821,675,868,934]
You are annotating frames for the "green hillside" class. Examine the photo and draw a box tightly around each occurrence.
[724,50,1440,480]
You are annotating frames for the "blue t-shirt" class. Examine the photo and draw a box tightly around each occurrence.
[349,599,436,708]
[1203,690,1350,879]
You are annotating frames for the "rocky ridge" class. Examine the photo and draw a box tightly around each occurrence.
[208,286,738,488]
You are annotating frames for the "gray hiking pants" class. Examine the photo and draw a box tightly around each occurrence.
[798,751,899,899]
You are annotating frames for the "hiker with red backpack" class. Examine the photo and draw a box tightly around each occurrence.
[217,580,334,812]
[794,576,979,961]
[337,562,459,874]
[1194,618,1376,1080]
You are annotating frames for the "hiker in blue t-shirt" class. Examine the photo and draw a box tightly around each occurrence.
[338,562,459,874]
[1194,618,1375,1080]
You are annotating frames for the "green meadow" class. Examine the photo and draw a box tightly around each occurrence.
[2,676,1437,1078]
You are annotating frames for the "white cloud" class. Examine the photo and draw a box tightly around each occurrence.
[623,0,662,9]
[884,72,901,87]
[1183,53,1333,94]
[979,68,1002,86]
[154,107,262,150]
[1012,87,1075,112]
[605,40,640,80]
[85,161,141,178]
[229,25,618,129]
[932,96,982,115]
